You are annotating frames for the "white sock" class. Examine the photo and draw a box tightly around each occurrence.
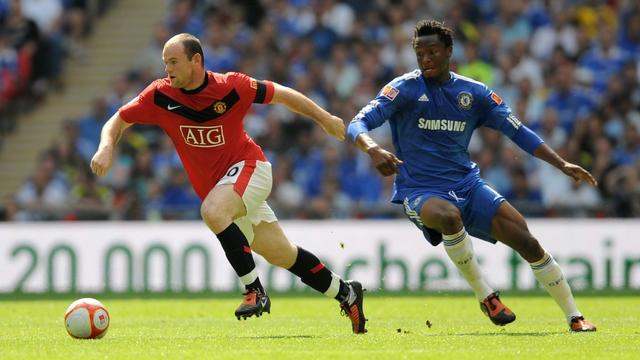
[324,274,342,299]
[239,269,258,286]
[530,252,581,323]
[443,228,494,301]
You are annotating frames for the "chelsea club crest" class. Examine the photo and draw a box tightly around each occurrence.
[457,91,473,110]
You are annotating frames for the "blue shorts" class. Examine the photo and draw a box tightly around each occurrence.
[401,180,505,246]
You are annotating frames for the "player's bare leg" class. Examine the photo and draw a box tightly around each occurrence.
[252,221,367,333]
[201,184,269,320]
[491,202,596,331]
[421,197,515,326]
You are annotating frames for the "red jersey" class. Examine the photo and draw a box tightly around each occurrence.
[119,71,275,199]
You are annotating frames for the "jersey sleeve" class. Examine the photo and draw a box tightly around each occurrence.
[479,86,544,154]
[119,82,159,125]
[227,72,274,104]
[347,79,409,141]
[477,86,515,133]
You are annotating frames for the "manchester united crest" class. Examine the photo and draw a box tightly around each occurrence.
[457,91,473,110]
[213,101,227,114]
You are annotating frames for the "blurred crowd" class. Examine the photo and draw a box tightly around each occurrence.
[4,0,640,221]
[0,0,113,148]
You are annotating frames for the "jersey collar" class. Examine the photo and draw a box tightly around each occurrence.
[422,71,454,86]
[180,72,209,95]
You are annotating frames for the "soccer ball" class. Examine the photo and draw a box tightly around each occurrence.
[64,298,110,339]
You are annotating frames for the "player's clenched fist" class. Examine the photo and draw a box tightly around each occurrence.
[321,115,346,141]
[367,146,403,176]
[90,147,114,177]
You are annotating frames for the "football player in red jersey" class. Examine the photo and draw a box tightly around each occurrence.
[90,33,366,334]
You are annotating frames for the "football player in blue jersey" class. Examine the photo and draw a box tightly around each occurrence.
[347,20,597,332]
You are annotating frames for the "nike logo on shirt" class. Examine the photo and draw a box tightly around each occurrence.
[167,104,181,110]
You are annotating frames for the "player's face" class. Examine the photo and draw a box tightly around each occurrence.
[414,35,452,81]
[162,42,197,89]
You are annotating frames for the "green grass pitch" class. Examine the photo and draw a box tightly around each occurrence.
[0,295,638,359]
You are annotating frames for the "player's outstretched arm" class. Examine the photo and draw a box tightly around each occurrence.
[533,143,598,186]
[90,112,133,177]
[354,133,403,177]
[270,83,345,141]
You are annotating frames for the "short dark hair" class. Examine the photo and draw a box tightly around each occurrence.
[412,20,454,49]
[175,33,204,65]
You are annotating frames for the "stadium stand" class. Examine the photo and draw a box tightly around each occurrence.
[1,0,639,221]
[0,0,100,147]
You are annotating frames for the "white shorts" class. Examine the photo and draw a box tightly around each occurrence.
[216,160,278,244]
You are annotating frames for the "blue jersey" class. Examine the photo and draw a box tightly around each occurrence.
[349,70,544,204]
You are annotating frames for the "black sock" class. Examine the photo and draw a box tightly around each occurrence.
[288,246,347,300]
[216,223,263,292]
[246,278,263,292]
